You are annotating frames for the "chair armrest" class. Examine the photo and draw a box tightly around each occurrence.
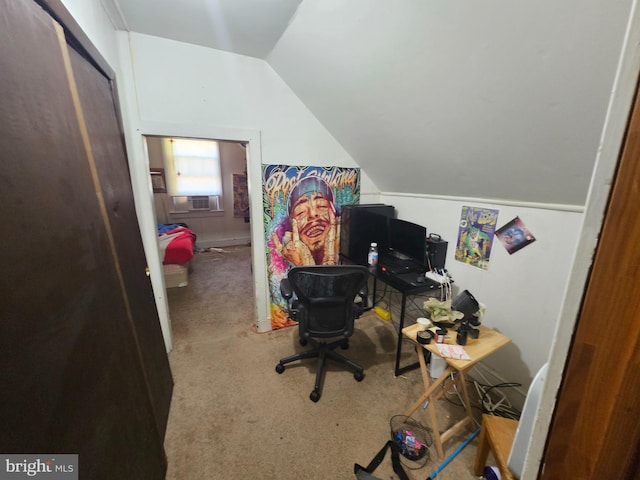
[280,278,293,300]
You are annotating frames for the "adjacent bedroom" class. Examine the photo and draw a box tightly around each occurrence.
[145,135,252,290]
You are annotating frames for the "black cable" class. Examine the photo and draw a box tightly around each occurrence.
[477,382,522,419]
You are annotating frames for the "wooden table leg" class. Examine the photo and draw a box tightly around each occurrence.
[437,370,474,446]
[458,370,474,422]
[405,363,480,459]
[404,350,455,459]
[426,387,445,458]
[404,360,453,418]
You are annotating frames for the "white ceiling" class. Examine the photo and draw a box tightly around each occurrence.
[108,0,634,206]
[108,0,302,59]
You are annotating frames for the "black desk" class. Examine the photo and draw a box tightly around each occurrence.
[371,268,442,376]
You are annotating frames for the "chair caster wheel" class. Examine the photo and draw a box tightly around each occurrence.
[299,338,308,346]
[275,364,285,374]
[341,341,349,350]
[310,390,320,402]
[354,371,364,382]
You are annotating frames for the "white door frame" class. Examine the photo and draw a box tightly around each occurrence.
[128,121,270,351]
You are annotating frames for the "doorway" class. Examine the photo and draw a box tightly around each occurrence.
[133,123,270,346]
[144,135,251,249]
[143,134,252,303]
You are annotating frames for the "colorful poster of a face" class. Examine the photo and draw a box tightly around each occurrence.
[263,165,360,329]
[454,206,499,270]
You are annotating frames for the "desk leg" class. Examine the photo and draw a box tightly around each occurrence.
[394,292,420,376]
[372,275,378,306]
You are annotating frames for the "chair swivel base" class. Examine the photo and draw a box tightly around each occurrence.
[276,338,365,402]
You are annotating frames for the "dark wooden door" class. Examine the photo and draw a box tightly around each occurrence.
[68,42,174,439]
[0,1,173,478]
[541,82,640,477]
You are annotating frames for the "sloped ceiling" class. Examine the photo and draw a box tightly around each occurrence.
[108,0,302,58]
[109,0,633,206]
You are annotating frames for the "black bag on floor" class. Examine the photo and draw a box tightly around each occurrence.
[354,440,409,480]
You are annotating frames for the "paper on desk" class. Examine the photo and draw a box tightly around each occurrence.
[436,344,471,360]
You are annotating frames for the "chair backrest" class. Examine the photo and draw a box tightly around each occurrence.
[507,363,548,477]
[286,265,369,339]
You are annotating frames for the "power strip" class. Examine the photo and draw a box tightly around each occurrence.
[424,271,447,284]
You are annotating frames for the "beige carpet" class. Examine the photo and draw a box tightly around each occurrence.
[163,246,486,479]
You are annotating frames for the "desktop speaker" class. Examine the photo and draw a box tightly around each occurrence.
[451,289,480,323]
[425,235,448,271]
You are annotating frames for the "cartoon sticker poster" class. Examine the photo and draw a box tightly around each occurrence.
[263,165,360,329]
[495,217,536,254]
[455,206,499,270]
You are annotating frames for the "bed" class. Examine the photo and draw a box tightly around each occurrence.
[157,223,197,288]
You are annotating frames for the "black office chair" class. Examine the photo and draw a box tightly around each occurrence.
[275,265,370,402]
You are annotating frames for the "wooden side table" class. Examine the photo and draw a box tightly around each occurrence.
[402,323,511,458]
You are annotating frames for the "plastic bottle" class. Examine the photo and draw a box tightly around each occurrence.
[430,355,446,379]
[367,242,379,267]
[484,466,501,480]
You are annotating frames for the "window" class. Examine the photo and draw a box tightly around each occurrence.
[165,137,222,198]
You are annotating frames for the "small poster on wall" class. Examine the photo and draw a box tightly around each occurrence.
[495,216,536,254]
[455,205,499,270]
[263,165,360,329]
[232,173,249,221]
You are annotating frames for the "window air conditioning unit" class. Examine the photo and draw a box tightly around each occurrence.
[188,196,210,211]
[171,195,218,212]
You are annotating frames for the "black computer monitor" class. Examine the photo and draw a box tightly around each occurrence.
[340,204,395,265]
[388,218,427,266]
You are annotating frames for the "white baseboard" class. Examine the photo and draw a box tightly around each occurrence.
[196,236,251,249]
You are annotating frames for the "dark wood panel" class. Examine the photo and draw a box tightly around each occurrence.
[0,1,169,478]
[68,45,174,439]
[542,81,640,478]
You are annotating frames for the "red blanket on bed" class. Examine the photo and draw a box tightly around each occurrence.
[158,226,196,264]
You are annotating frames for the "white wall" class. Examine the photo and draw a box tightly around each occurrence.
[116,32,376,332]
[60,0,120,70]
[380,193,582,392]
